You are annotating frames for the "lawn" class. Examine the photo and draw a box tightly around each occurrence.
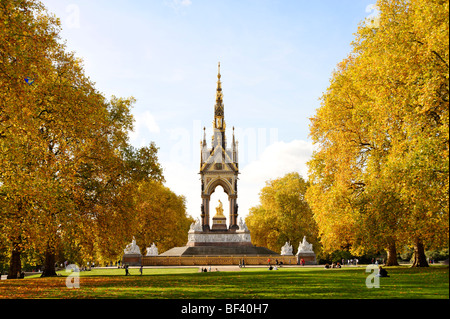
[0,265,448,299]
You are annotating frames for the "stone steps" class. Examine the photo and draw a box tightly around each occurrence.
[160,245,278,256]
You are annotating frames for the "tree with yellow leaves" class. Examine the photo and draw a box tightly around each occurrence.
[0,0,167,277]
[246,173,319,254]
[307,0,448,266]
[132,180,193,254]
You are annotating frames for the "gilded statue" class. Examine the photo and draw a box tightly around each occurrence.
[215,199,225,217]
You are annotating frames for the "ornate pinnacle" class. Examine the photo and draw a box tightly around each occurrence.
[218,62,221,80]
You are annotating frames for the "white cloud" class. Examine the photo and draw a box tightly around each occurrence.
[164,0,192,11]
[180,0,192,6]
[241,139,313,185]
[129,110,160,146]
[162,161,201,218]
[238,139,313,218]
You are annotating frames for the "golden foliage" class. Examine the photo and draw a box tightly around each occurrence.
[307,0,449,255]
[0,0,187,271]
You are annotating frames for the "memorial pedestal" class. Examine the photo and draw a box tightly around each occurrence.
[211,216,227,231]
[296,252,317,265]
[122,254,142,266]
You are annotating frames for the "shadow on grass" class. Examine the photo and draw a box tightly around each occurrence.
[1,266,448,299]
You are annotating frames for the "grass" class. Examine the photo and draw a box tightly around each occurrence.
[0,265,448,299]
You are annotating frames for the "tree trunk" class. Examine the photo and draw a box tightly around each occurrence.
[40,249,57,277]
[385,239,399,266]
[411,237,428,267]
[7,242,22,279]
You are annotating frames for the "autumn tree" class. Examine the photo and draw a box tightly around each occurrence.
[307,0,448,266]
[0,0,66,278]
[132,180,193,254]
[85,141,166,264]
[246,173,319,254]
[0,0,166,276]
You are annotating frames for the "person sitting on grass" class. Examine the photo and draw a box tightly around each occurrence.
[376,266,390,277]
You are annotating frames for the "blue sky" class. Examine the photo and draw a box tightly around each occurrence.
[44,0,375,221]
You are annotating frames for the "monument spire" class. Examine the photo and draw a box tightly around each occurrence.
[214,62,224,127]
[213,62,226,148]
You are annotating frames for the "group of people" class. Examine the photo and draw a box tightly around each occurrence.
[324,262,342,269]
[267,258,287,270]
[343,258,359,266]
[267,259,286,266]
[323,262,390,277]
[200,267,221,272]
[200,266,211,272]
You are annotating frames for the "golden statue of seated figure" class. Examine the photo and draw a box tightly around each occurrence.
[215,199,225,217]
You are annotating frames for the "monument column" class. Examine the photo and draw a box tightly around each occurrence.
[201,195,210,231]
[228,195,238,230]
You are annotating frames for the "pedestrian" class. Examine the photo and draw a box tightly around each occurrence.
[139,265,143,275]
[125,264,129,276]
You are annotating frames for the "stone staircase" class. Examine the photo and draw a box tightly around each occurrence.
[160,245,278,256]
